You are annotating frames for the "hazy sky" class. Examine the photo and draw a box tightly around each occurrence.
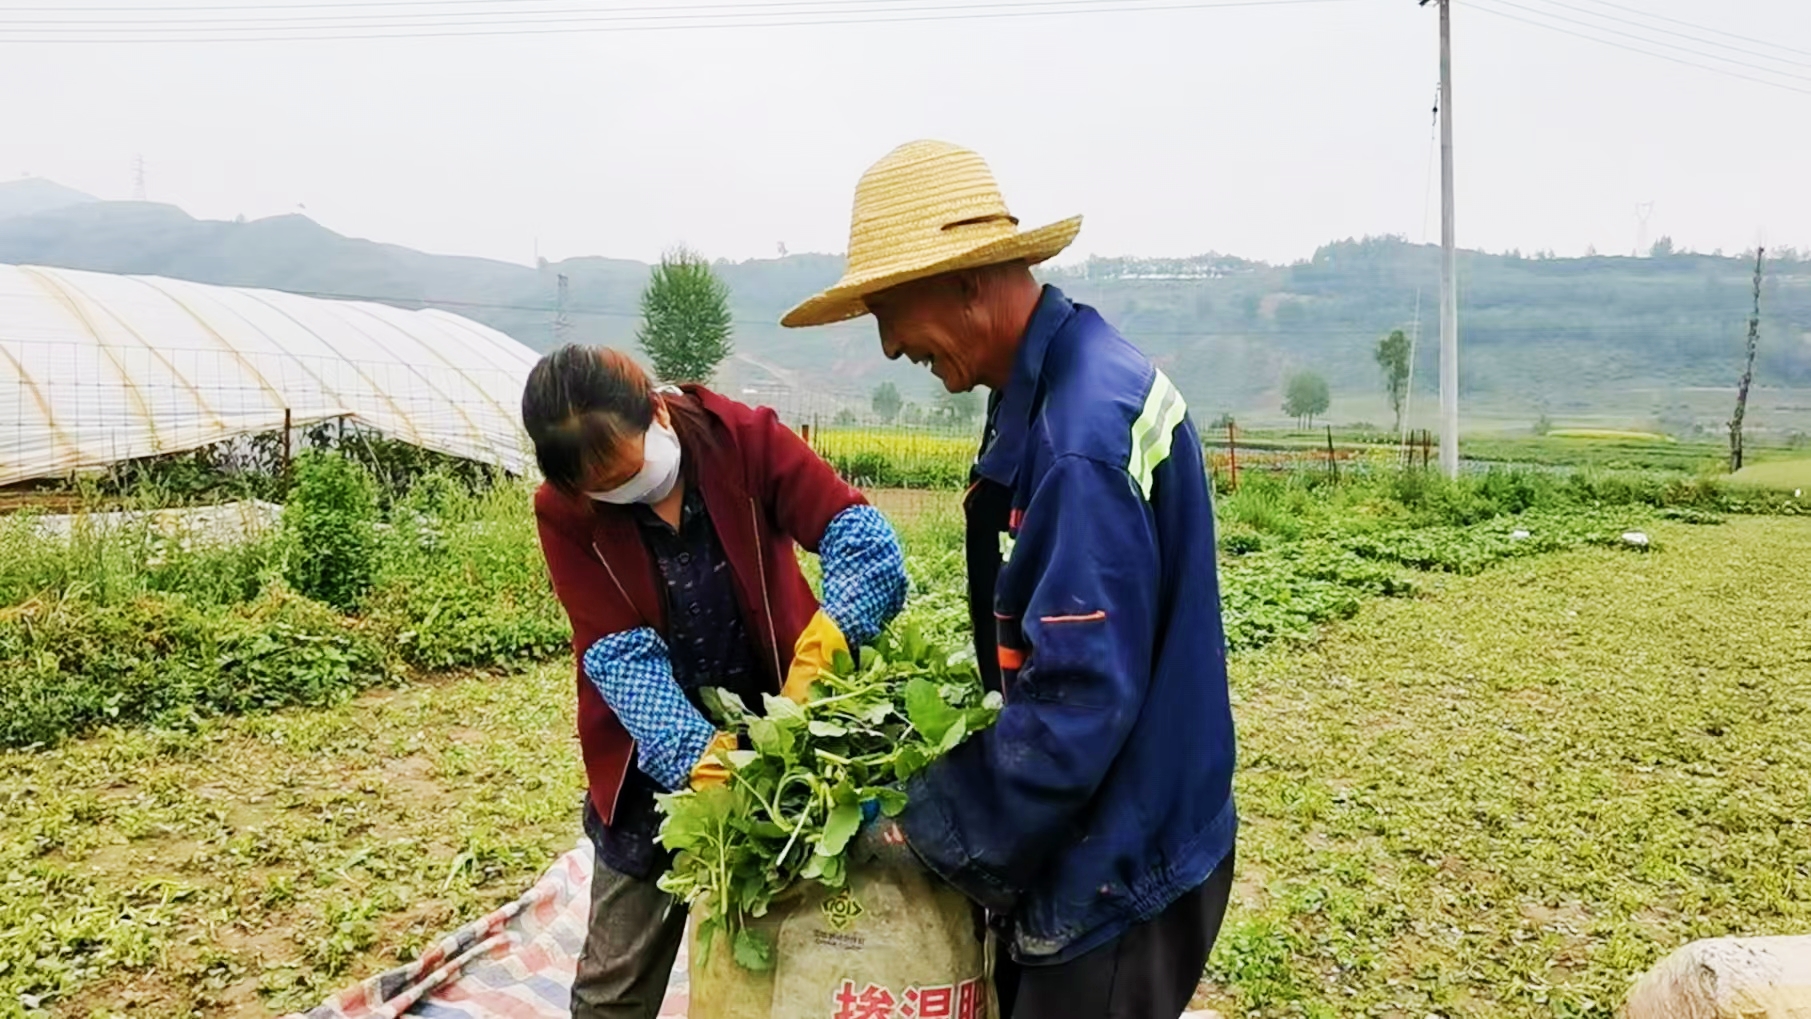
[2,0,1807,268]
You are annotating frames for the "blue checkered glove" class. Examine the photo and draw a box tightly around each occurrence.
[818,505,907,648]
[582,628,717,792]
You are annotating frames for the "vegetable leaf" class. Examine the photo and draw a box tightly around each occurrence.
[818,802,863,858]
[733,928,775,972]
[904,677,962,744]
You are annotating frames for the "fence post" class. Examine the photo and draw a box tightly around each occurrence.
[281,407,293,479]
[1226,419,1239,492]
[1327,424,1338,482]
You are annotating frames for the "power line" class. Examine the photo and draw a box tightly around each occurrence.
[1511,0,1811,73]
[1569,0,1811,62]
[0,0,1360,42]
[1467,1,1811,97]
[3,0,947,10]
[5,0,1198,24]
[1475,0,1811,85]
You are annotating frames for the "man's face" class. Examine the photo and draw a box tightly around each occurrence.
[867,275,981,394]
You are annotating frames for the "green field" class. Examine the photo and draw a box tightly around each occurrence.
[1200,515,1811,1018]
[6,512,1808,1017]
[1730,457,1811,491]
[809,421,1805,485]
[1,456,1808,1017]
[1543,428,1674,442]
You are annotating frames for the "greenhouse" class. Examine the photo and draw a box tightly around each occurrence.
[0,263,539,487]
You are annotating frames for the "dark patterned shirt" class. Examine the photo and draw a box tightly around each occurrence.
[588,484,765,880]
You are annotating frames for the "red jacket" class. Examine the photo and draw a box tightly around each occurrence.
[534,385,866,823]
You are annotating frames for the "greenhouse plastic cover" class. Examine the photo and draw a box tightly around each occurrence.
[0,263,540,487]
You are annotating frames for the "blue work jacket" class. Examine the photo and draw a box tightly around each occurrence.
[899,286,1238,964]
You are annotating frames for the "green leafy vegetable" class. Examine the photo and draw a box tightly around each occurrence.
[655,624,1000,969]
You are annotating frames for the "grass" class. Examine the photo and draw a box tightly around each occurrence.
[1459,436,1726,474]
[3,461,1808,1016]
[806,427,976,489]
[1201,515,1811,1018]
[0,662,584,1017]
[809,420,1806,484]
[1544,428,1674,442]
[0,467,566,751]
[1730,457,1811,491]
[0,512,973,1019]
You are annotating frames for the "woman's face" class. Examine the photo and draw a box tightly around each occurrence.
[581,400,669,493]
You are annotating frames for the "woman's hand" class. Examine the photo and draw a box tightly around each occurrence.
[583,627,719,792]
[688,731,741,788]
[817,505,907,649]
[781,610,850,702]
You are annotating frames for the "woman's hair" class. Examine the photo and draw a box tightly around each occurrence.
[520,346,713,495]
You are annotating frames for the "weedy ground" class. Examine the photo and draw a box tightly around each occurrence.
[3,505,1808,1017]
[1199,515,1811,1018]
[0,662,585,1017]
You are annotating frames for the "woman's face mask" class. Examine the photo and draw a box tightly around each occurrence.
[587,419,682,505]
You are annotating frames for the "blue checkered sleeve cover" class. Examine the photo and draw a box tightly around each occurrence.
[818,504,907,648]
[581,627,717,792]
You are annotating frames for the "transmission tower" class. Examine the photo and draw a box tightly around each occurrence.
[132,155,146,201]
[554,273,573,343]
[1635,202,1655,256]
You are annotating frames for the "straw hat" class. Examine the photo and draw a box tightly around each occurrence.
[781,140,1082,328]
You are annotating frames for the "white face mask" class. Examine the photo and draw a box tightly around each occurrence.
[586,419,682,505]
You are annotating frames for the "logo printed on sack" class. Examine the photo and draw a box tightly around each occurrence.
[821,888,865,930]
[814,930,866,951]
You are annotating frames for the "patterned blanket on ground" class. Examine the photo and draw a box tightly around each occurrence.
[289,839,1229,1019]
[286,839,688,1019]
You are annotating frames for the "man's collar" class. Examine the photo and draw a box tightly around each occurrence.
[975,285,1073,486]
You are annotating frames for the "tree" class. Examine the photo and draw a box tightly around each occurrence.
[935,390,983,426]
[1729,247,1765,472]
[1282,371,1331,429]
[636,247,733,384]
[871,382,903,424]
[1374,329,1411,435]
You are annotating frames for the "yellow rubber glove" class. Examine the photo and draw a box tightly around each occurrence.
[781,609,849,703]
[688,731,741,788]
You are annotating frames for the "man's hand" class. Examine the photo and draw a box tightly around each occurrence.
[851,809,917,872]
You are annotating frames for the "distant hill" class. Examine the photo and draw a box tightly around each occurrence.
[0,178,98,220]
[0,185,1807,434]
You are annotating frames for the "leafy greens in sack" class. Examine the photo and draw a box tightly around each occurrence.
[655,624,1001,971]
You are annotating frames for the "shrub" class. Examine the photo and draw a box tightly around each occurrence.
[0,586,387,749]
[363,480,567,672]
[282,452,381,612]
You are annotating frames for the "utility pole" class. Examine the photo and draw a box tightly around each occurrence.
[1423,0,1460,477]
